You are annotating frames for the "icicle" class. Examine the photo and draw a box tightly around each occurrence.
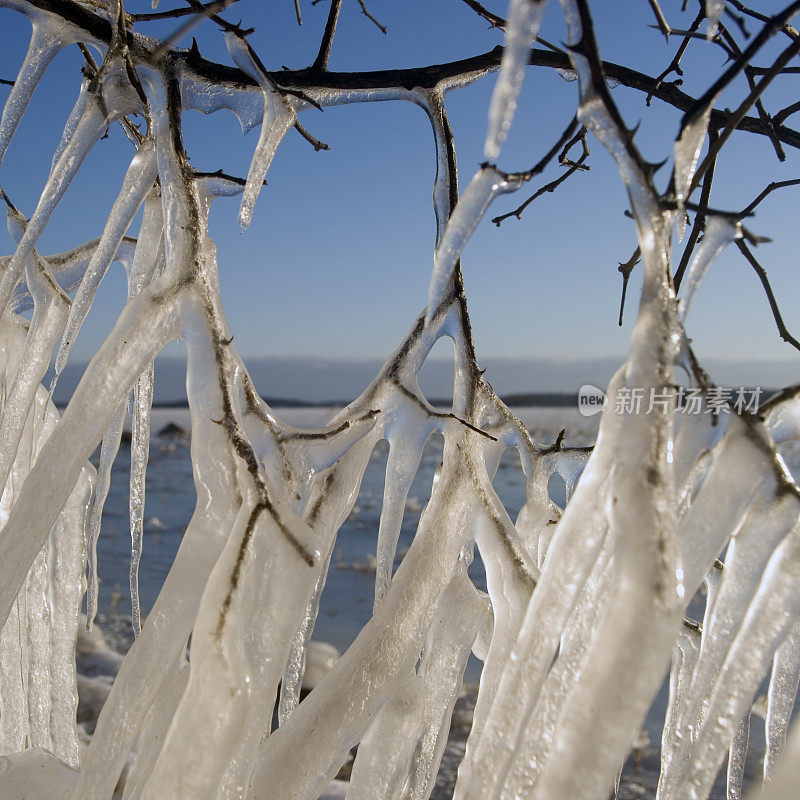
[674,102,715,201]
[457,481,538,799]
[375,426,431,608]
[120,657,189,800]
[24,545,53,751]
[726,712,750,800]
[763,617,800,785]
[272,428,379,731]
[673,522,800,800]
[224,32,297,230]
[484,0,547,160]
[129,363,153,637]
[48,464,93,768]
[706,0,725,38]
[85,404,127,632]
[125,188,162,638]
[402,561,490,800]
[678,215,738,322]
[0,12,73,166]
[657,626,701,800]
[52,137,158,381]
[498,543,614,799]
[426,166,521,325]
[277,554,331,729]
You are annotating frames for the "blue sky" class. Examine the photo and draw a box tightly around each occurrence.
[2,0,800,397]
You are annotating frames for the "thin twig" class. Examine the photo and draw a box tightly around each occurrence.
[293,118,330,150]
[356,0,386,34]
[152,0,238,59]
[492,126,589,225]
[646,0,671,39]
[736,239,800,353]
[459,0,506,29]
[312,0,342,71]
[690,32,800,194]
[740,178,800,216]
[617,247,641,326]
[131,0,236,22]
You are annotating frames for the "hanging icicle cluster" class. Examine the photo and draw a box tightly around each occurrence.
[0,1,799,799]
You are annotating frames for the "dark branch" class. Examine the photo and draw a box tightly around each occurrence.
[617,247,641,326]
[459,0,506,29]
[736,239,800,353]
[312,0,342,71]
[492,123,589,225]
[14,0,800,156]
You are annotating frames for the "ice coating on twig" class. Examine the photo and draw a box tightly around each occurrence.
[484,0,547,161]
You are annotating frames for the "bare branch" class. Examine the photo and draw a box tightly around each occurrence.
[492,124,589,226]
[131,1,235,22]
[739,178,800,216]
[459,0,506,29]
[736,239,800,353]
[355,0,386,34]
[153,0,239,59]
[293,118,330,150]
[617,246,641,326]
[646,0,671,39]
[312,0,343,71]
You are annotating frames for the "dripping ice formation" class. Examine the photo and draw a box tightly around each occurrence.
[0,1,797,800]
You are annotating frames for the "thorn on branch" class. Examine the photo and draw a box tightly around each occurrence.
[617,247,640,326]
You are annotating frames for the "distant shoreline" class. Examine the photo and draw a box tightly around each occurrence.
[149,392,586,409]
